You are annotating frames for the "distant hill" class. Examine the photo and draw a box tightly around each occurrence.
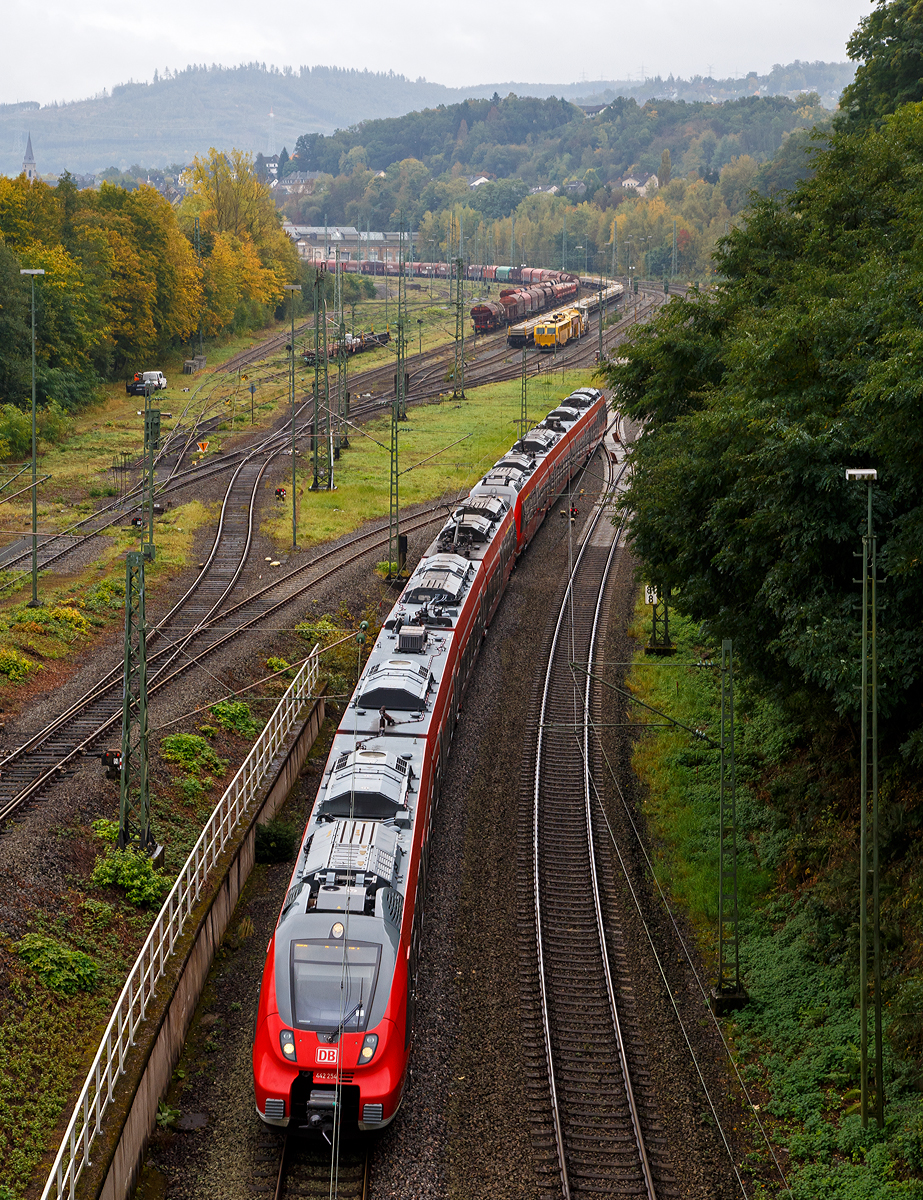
[0,60,855,178]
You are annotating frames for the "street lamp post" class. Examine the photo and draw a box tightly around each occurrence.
[20,268,45,607]
[846,466,884,1129]
[639,234,653,283]
[285,283,302,550]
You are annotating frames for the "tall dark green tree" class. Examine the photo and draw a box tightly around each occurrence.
[839,0,923,128]
[604,100,923,758]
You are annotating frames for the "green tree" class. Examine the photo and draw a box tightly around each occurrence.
[839,0,923,129]
[603,100,923,756]
[659,147,671,186]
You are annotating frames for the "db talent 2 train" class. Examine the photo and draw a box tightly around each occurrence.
[252,384,608,1136]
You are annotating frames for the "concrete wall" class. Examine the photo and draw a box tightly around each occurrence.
[84,695,325,1200]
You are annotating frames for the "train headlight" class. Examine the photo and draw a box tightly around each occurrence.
[279,1031,297,1061]
[359,1034,378,1064]
[331,922,345,938]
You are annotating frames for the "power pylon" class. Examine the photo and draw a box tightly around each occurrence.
[452,257,465,398]
[311,267,331,490]
[520,345,528,439]
[387,228,409,579]
[713,638,747,1015]
[118,550,152,852]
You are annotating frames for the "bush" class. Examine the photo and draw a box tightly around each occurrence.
[295,614,343,647]
[10,603,90,643]
[91,846,169,907]
[175,775,206,802]
[0,404,32,460]
[83,578,125,612]
[159,733,227,776]
[91,817,119,843]
[81,898,114,929]
[0,400,73,461]
[0,647,39,683]
[255,819,298,863]
[209,700,261,738]
[15,932,99,995]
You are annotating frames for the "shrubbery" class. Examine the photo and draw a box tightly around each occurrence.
[255,819,298,863]
[160,733,227,776]
[209,699,261,738]
[91,847,169,907]
[0,647,39,683]
[15,933,99,995]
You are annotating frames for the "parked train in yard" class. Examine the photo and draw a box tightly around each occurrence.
[316,259,574,287]
[507,282,624,349]
[534,307,588,352]
[252,384,608,1136]
[314,256,580,336]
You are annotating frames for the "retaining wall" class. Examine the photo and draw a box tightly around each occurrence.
[81,694,325,1200]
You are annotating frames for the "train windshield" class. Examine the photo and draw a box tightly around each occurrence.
[290,940,381,1032]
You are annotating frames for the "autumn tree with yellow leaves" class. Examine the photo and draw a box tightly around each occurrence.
[0,151,301,441]
[180,148,299,335]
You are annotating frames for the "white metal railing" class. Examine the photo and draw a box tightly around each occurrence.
[41,649,320,1200]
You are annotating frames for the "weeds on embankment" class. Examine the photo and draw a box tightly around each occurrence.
[629,603,923,1198]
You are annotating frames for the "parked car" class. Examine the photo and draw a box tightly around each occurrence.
[126,371,167,395]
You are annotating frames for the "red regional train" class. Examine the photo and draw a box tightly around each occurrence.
[252,385,607,1135]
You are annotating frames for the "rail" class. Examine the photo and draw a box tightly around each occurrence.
[40,648,321,1200]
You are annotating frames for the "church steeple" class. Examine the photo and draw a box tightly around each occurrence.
[23,133,36,182]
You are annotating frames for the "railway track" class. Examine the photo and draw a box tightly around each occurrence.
[1,290,652,582]
[0,297,660,818]
[0,385,249,578]
[251,1129,369,1200]
[518,430,676,1199]
[0,487,448,822]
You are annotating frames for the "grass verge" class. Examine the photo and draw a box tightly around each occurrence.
[628,601,923,1197]
[263,368,594,548]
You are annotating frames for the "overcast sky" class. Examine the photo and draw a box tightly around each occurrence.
[5,0,871,106]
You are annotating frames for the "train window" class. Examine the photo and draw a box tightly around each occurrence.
[290,940,381,1032]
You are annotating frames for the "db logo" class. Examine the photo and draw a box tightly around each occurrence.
[315,1046,338,1065]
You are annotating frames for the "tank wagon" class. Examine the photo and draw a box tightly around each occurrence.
[252,386,607,1135]
[469,277,578,335]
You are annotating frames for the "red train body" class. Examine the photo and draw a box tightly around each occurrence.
[252,386,607,1135]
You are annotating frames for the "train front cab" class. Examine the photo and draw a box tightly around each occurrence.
[254,909,412,1134]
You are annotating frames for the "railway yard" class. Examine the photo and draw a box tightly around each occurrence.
[0,283,765,1200]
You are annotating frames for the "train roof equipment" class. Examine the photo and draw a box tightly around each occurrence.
[357,657,435,711]
[303,818,404,899]
[454,494,508,521]
[518,427,560,455]
[315,753,415,823]
[545,406,581,425]
[493,451,536,474]
[480,466,527,492]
